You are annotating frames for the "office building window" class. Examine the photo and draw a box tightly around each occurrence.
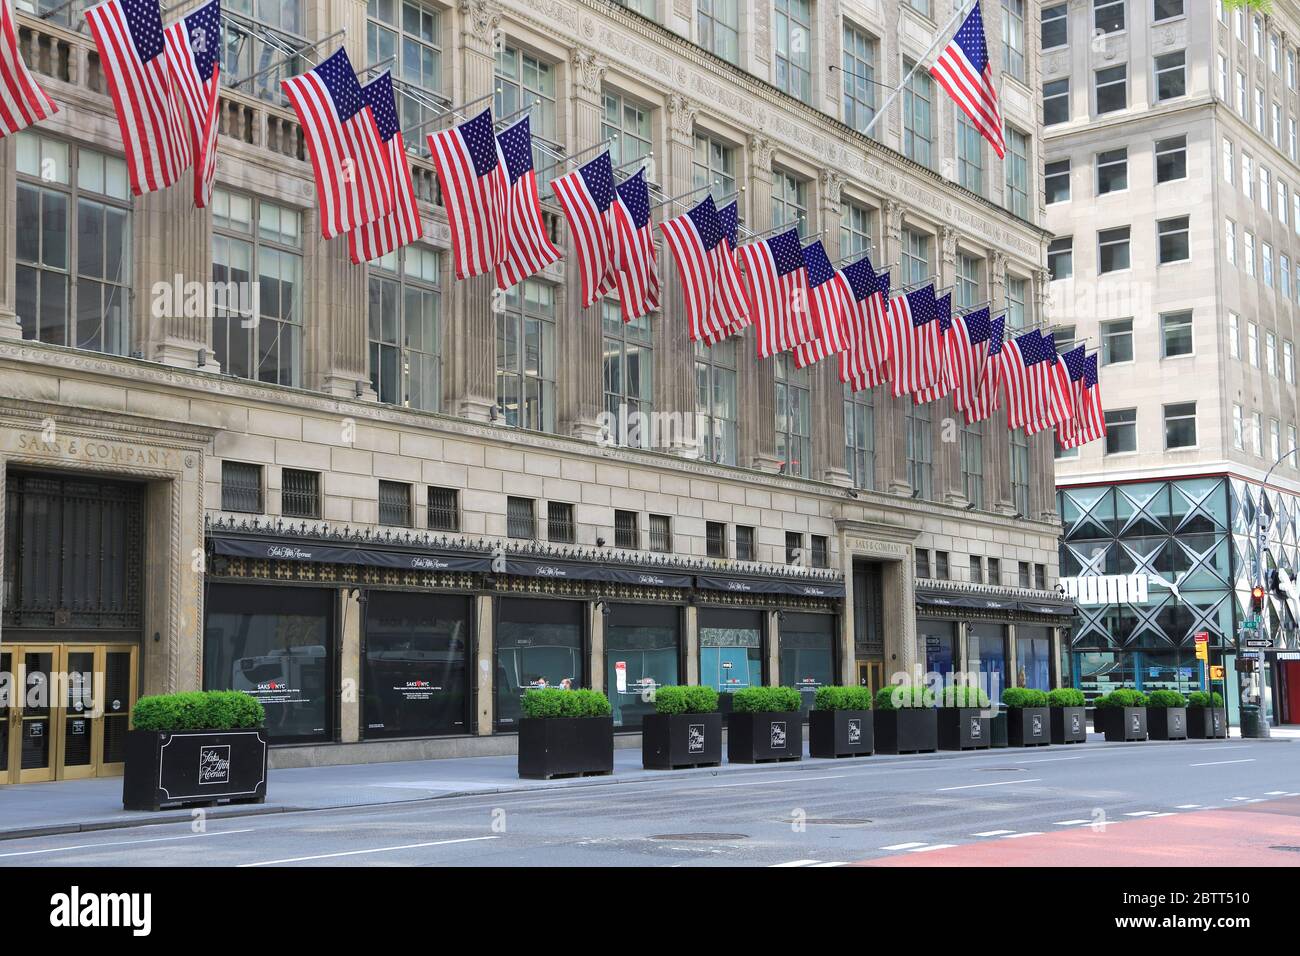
[1042,3,1067,48]
[1267,331,1278,375]
[903,59,934,168]
[1102,319,1134,364]
[842,24,878,134]
[698,0,739,63]
[427,487,459,532]
[915,549,930,580]
[906,404,933,500]
[736,525,756,562]
[282,469,321,520]
[1229,313,1240,359]
[1161,311,1193,357]
[1009,431,1029,515]
[962,421,984,510]
[706,521,728,559]
[786,532,805,565]
[1252,411,1264,456]
[1018,562,1031,589]
[1006,275,1027,329]
[1094,0,1124,33]
[1272,419,1282,461]
[1002,0,1025,80]
[934,551,949,580]
[774,0,812,103]
[1095,65,1127,114]
[614,510,639,549]
[222,0,305,103]
[1223,137,1233,185]
[693,133,737,197]
[901,228,931,285]
[496,279,556,432]
[1249,321,1259,366]
[987,558,1002,585]
[1105,409,1137,454]
[1097,148,1128,194]
[222,462,263,514]
[969,556,984,584]
[1264,243,1275,287]
[495,45,557,178]
[1285,340,1295,382]
[648,515,672,553]
[840,200,875,259]
[1098,226,1131,273]
[602,89,653,168]
[956,253,982,307]
[771,168,809,235]
[378,481,412,527]
[695,338,738,465]
[775,355,812,478]
[1048,237,1073,280]
[507,497,536,539]
[1164,403,1197,449]
[811,535,830,570]
[367,0,442,147]
[368,245,441,411]
[1158,217,1190,264]
[1155,135,1186,183]
[957,113,984,195]
[1004,126,1029,218]
[547,501,575,544]
[602,301,654,448]
[1245,231,1256,276]
[1155,50,1186,101]
[1226,219,1237,265]
[1043,78,1070,126]
[1045,159,1071,203]
[844,385,875,490]
[1034,564,1047,590]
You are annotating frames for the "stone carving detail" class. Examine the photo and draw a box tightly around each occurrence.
[991,250,1008,291]
[571,47,608,93]
[458,0,502,44]
[941,226,959,265]
[884,198,905,241]
[667,93,700,138]
[820,169,845,205]
[753,2,771,64]
[749,135,775,172]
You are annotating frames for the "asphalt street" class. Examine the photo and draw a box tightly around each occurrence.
[1,740,1296,867]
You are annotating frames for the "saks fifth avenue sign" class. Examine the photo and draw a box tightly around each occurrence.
[1061,573,1186,606]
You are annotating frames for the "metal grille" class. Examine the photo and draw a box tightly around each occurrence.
[706,522,727,559]
[507,497,536,539]
[1018,562,1031,588]
[786,532,803,565]
[988,558,1001,586]
[614,510,638,550]
[3,473,143,630]
[736,525,755,562]
[649,515,671,553]
[811,535,829,569]
[428,486,459,532]
[378,481,412,527]
[281,469,320,519]
[221,461,263,513]
[547,502,574,543]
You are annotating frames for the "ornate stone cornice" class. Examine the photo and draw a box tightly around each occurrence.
[570,46,608,93]
[941,225,960,265]
[458,0,503,44]
[819,168,845,206]
[666,93,700,138]
[884,198,905,241]
[748,134,775,173]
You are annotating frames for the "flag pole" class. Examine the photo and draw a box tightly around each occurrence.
[401,88,499,135]
[649,180,716,210]
[227,29,345,90]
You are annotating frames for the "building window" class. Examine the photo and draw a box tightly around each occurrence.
[547,501,575,544]
[988,557,1001,585]
[1155,135,1186,183]
[706,521,728,559]
[1272,419,1282,461]
[378,481,412,527]
[1229,312,1241,359]
[1237,70,1247,116]
[1042,3,1067,48]
[1280,183,1289,225]
[15,133,132,357]
[1218,53,1229,100]
[496,279,556,432]
[693,133,737,196]
[428,487,459,532]
[1160,311,1193,357]
[1045,159,1071,203]
[698,0,739,63]
[1256,86,1266,131]
[786,532,805,565]
[1097,147,1128,194]
[771,169,809,235]
[1244,231,1256,276]
[1267,332,1278,376]
[507,497,537,539]
[956,253,982,308]
[736,525,756,562]
[368,245,441,411]
[1223,138,1233,185]
[811,535,829,570]
[1094,0,1124,33]
[774,0,812,103]
[962,421,984,510]
[1252,411,1264,456]
[1261,167,1271,212]
[1005,276,1027,329]
[906,404,933,500]
[1034,564,1047,590]
[1285,340,1295,383]
[840,200,875,259]
[496,45,557,177]
[1043,78,1070,126]
[1226,219,1237,265]
[281,469,320,519]
[1105,409,1137,454]
[1164,402,1197,449]
[695,338,738,465]
[1004,126,1029,218]
[1154,50,1186,101]
[842,24,878,134]
[1102,318,1134,364]
[615,510,639,550]
[1254,15,1264,56]
[602,301,654,448]
[1001,4,1026,82]
[969,556,984,584]
[1249,321,1259,366]
[1048,237,1073,280]
[956,113,984,195]
[844,385,875,490]
[1098,226,1131,274]
[1009,431,1030,515]
[901,228,931,285]
[775,355,812,478]
[222,0,305,102]
[1265,242,1276,287]
[903,58,934,168]
[1157,217,1190,264]
[602,89,653,169]
[934,551,949,580]
[915,549,930,579]
[648,515,672,553]
[367,0,441,146]
[222,462,263,514]
[1018,562,1031,588]
[1095,65,1127,114]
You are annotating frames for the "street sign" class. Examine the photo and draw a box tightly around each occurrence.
[1240,650,1261,660]
[1195,641,1208,662]
[1245,638,1274,648]
[1240,619,1259,630]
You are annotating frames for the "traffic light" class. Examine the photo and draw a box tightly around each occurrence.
[1251,584,1266,614]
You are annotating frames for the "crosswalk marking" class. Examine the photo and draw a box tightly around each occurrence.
[973,829,1016,837]
[1003,831,1044,838]
[1124,811,1158,816]
[881,842,928,851]
[769,859,849,868]
[1054,819,1091,826]
[909,843,957,852]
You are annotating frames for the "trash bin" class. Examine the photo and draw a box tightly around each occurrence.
[991,705,1009,748]
[1240,703,1270,738]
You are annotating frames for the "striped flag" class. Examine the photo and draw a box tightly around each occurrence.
[947,306,992,414]
[710,199,750,337]
[164,0,219,208]
[965,314,1005,425]
[912,293,955,404]
[1,0,58,137]
[885,284,943,398]
[347,72,422,264]
[1058,350,1106,449]
[738,228,810,358]
[429,108,506,279]
[838,257,891,391]
[85,0,190,196]
[997,329,1050,430]
[610,166,659,321]
[283,47,394,240]
[930,0,1006,158]
[551,150,617,309]
[660,195,742,345]
[493,115,560,290]
[793,240,850,369]
[1024,332,1074,435]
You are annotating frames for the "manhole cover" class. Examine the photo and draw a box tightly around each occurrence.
[649,832,748,841]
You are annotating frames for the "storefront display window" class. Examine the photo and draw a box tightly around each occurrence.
[604,605,681,730]
[967,623,1007,700]
[1015,626,1052,691]
[779,613,836,710]
[918,620,958,681]
[1075,650,1136,701]
[363,592,470,739]
[496,599,584,729]
[1141,650,1203,695]
[699,608,764,693]
[204,584,334,744]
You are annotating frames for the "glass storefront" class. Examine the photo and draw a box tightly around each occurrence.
[699,608,764,693]
[779,612,836,711]
[363,592,471,739]
[604,604,681,730]
[204,584,334,744]
[495,598,584,730]
[1074,650,1137,700]
[1015,625,1052,691]
[1071,649,1204,701]
[967,623,1008,701]
[918,619,958,680]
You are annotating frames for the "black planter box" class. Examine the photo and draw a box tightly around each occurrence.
[123,729,268,811]
[1050,706,1088,744]
[875,708,938,754]
[991,708,1008,747]
[1187,706,1228,739]
[1099,706,1147,742]
[809,710,874,758]
[1007,707,1051,747]
[642,712,723,769]
[937,707,992,750]
[726,711,803,763]
[517,716,614,779]
[1147,707,1189,741]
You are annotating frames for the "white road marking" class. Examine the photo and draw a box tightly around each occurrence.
[810,861,849,867]
[973,829,1016,837]
[936,778,1042,792]
[909,843,956,852]
[881,842,928,851]
[1147,813,1176,818]
[770,859,823,867]
[1053,819,1091,826]
[1003,832,1043,838]
[238,835,498,867]
[1265,791,1288,795]
[1124,811,1159,817]
[0,828,257,859]
[1190,759,1256,767]
[1175,804,1202,809]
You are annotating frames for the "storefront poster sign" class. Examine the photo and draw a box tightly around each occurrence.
[615,662,627,694]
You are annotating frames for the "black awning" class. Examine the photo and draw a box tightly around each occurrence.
[505,558,693,588]
[915,588,1076,617]
[211,535,492,573]
[695,574,846,598]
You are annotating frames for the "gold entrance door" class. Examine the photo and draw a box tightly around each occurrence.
[857,660,885,695]
[10,645,59,784]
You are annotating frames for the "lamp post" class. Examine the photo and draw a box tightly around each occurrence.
[1246,447,1299,736]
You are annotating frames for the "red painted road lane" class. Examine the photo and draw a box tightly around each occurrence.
[859,798,1300,867]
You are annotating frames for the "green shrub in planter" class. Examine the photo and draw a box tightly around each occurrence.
[684,686,719,714]
[732,686,802,713]
[520,688,611,719]
[1002,688,1049,709]
[1146,690,1187,708]
[814,685,873,711]
[1187,691,1224,708]
[874,683,935,710]
[653,685,719,715]
[1095,688,1148,708]
[939,684,991,708]
[1047,688,1086,707]
[131,691,265,731]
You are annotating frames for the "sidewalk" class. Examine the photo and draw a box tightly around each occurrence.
[1,730,1292,842]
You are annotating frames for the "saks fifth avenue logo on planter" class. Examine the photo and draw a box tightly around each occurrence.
[1031,714,1044,736]
[1071,713,1082,733]
[687,723,706,754]
[266,545,312,560]
[847,718,862,744]
[1173,713,1183,731]
[769,721,787,750]
[198,745,231,786]
[1131,714,1141,733]
[969,717,983,740]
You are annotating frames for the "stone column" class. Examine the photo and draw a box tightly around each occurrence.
[340,590,362,743]
[883,555,917,676]
[589,599,605,692]
[1007,622,1019,691]
[938,225,965,505]
[746,135,782,472]
[839,538,856,685]
[766,609,781,686]
[815,169,852,487]
[659,94,702,456]
[0,136,20,340]
[139,183,216,369]
[880,199,910,495]
[988,249,1014,513]
[475,594,494,735]
[684,604,699,684]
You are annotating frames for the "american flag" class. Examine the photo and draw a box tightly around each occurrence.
[660,195,743,345]
[163,0,219,208]
[912,293,955,404]
[947,306,992,414]
[838,257,891,391]
[1,0,58,137]
[738,228,810,358]
[965,314,1004,425]
[929,0,1006,159]
[611,166,659,321]
[283,47,394,240]
[85,0,190,196]
[429,108,506,279]
[1024,332,1074,435]
[551,150,617,309]
[493,115,559,290]
[998,329,1059,431]
[793,241,850,369]
[1059,350,1106,449]
[712,200,750,337]
[347,72,423,264]
[886,284,943,398]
